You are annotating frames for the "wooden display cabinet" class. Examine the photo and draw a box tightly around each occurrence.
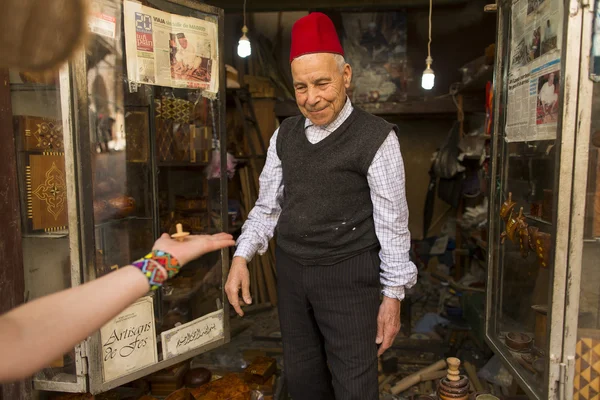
[7,0,229,394]
[485,2,600,400]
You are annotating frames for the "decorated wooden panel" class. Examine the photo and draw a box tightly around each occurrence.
[155,97,206,163]
[26,152,68,232]
[574,330,600,400]
[16,116,64,152]
[125,110,150,163]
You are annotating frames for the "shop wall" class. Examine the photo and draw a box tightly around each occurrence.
[224,3,495,240]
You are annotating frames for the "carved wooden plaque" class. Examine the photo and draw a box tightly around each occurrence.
[16,116,64,152]
[26,152,68,232]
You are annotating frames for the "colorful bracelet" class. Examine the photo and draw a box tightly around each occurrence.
[131,250,182,290]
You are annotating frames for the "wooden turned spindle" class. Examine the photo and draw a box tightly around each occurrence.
[446,357,461,382]
[171,223,190,242]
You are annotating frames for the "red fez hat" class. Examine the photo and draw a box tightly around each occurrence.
[290,12,344,62]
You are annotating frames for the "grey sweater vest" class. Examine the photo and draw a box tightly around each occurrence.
[275,107,398,265]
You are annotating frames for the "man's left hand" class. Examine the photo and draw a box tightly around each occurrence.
[376,296,401,357]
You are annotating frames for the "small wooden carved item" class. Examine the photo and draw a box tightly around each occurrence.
[189,373,251,400]
[108,196,136,218]
[171,223,190,241]
[148,362,190,396]
[184,368,212,388]
[437,357,470,400]
[505,332,532,352]
[244,356,277,385]
[500,192,516,223]
[501,207,525,244]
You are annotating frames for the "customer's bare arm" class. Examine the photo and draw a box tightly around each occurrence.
[0,233,234,382]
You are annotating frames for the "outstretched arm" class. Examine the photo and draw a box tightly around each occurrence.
[0,232,235,383]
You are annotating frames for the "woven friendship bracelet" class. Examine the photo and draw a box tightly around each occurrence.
[131,250,181,290]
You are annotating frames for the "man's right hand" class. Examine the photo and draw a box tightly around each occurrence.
[225,256,252,317]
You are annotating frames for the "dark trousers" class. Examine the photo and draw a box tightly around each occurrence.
[276,247,380,400]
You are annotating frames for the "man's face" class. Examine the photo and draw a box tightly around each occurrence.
[178,37,188,49]
[291,53,352,126]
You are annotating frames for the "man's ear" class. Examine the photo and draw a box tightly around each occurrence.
[343,64,352,88]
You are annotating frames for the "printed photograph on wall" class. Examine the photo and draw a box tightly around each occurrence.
[169,32,213,83]
[541,15,558,55]
[536,70,560,125]
[340,11,410,104]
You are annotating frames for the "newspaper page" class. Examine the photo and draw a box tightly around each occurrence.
[123,0,218,93]
[505,0,563,142]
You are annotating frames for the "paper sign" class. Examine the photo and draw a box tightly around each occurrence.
[161,309,224,360]
[100,296,158,382]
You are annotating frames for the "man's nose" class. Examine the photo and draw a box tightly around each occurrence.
[306,86,320,106]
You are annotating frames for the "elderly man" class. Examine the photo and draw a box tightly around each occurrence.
[225,12,417,400]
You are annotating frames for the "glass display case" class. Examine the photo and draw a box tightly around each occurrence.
[486,1,599,399]
[9,0,228,394]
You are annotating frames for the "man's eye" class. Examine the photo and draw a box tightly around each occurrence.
[296,87,307,92]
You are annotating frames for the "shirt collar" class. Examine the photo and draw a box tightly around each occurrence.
[304,96,354,132]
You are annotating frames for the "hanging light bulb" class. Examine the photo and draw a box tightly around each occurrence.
[422,0,435,90]
[238,26,251,58]
[422,56,435,90]
[237,0,251,58]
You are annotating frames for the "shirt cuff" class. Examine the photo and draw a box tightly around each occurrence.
[382,285,406,301]
[233,241,260,262]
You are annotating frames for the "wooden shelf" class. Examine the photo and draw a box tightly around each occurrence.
[524,214,552,226]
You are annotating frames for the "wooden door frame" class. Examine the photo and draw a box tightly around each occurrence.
[0,68,31,400]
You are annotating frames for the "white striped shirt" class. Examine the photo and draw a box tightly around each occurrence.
[234,98,417,300]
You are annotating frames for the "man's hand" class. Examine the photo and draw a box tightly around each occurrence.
[376,296,401,357]
[225,256,252,317]
[153,233,235,267]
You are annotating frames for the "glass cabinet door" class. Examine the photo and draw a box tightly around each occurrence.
[68,0,229,394]
[10,64,87,391]
[485,0,576,398]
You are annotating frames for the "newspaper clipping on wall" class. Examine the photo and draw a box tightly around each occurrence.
[124,0,219,93]
[505,0,562,142]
